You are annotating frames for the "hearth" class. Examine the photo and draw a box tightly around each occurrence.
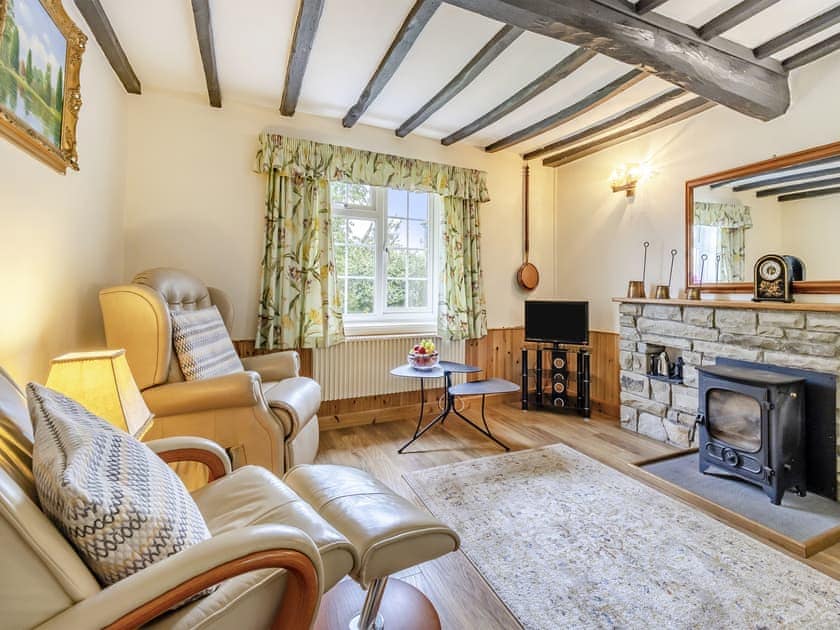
[696,364,806,505]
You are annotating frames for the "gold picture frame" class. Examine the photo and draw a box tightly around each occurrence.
[0,0,86,173]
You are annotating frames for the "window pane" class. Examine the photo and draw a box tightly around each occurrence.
[407,250,427,277]
[330,182,347,205]
[347,246,375,276]
[347,184,371,206]
[387,250,406,277]
[387,279,406,308]
[408,192,428,220]
[408,280,427,308]
[408,221,427,249]
[348,219,375,246]
[347,279,374,313]
[332,216,346,244]
[388,189,408,218]
[335,245,346,275]
[387,219,407,248]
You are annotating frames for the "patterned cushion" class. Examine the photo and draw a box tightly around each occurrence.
[171,306,244,381]
[28,383,214,590]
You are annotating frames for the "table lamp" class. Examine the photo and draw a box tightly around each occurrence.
[46,349,153,439]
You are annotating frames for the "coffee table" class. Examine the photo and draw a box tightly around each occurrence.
[390,361,510,452]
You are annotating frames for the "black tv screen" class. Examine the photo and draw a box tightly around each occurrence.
[525,301,589,344]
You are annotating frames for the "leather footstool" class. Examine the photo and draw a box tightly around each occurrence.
[284,465,460,630]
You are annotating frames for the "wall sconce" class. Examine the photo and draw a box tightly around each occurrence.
[609,163,652,197]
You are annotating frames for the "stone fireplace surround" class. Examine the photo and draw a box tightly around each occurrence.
[615,298,840,493]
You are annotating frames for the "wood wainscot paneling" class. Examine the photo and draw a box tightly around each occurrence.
[235,329,621,431]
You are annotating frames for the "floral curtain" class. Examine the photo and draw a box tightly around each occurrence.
[439,198,488,340]
[693,202,753,282]
[255,172,344,350]
[254,134,490,346]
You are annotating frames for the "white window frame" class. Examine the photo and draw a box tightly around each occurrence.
[332,183,441,336]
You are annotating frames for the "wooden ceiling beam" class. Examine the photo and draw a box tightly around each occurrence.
[779,186,840,203]
[343,0,442,128]
[280,0,326,116]
[698,0,782,42]
[782,32,840,71]
[73,0,141,94]
[710,155,840,189]
[522,87,684,160]
[485,69,645,153]
[397,24,523,137]
[756,175,840,198]
[634,0,670,14]
[191,0,221,107]
[732,166,840,192]
[542,96,714,167]
[442,0,789,121]
[754,5,840,59]
[441,48,596,146]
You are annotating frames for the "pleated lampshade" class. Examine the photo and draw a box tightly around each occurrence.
[46,349,153,438]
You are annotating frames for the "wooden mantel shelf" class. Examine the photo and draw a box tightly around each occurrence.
[613,297,840,313]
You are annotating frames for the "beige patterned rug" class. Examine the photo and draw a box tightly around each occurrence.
[404,444,840,629]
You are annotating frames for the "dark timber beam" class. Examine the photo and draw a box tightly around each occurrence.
[280,0,326,116]
[782,32,840,71]
[343,0,442,128]
[191,0,221,107]
[485,69,645,153]
[698,0,782,42]
[542,97,714,167]
[634,0,670,14]
[710,155,840,189]
[732,166,840,192]
[756,176,840,198]
[397,25,523,137]
[441,48,596,146]
[754,5,840,59]
[522,87,684,160]
[779,186,840,203]
[443,0,789,121]
[73,0,141,94]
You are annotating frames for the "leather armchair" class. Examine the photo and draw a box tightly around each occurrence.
[0,366,351,629]
[99,268,321,476]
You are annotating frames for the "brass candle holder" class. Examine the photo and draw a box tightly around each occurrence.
[686,253,707,300]
[626,241,649,298]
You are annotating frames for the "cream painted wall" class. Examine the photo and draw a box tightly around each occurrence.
[546,54,840,332]
[0,3,127,382]
[122,91,556,338]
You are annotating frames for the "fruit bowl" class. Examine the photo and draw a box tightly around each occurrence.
[408,351,439,369]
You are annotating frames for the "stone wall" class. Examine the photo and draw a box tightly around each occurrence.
[618,303,840,483]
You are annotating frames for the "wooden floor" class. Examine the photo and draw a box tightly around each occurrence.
[315,403,840,629]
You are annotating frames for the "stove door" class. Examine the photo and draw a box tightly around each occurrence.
[706,387,764,453]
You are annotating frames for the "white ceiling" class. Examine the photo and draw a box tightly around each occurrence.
[99,0,840,156]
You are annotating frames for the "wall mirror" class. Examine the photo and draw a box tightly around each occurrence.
[686,140,840,294]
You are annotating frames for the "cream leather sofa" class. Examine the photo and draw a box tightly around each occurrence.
[99,268,321,476]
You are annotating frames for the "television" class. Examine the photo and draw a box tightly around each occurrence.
[525,300,589,345]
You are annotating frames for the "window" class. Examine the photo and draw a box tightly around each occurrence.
[331,182,439,334]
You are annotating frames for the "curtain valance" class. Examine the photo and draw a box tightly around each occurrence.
[693,202,753,229]
[255,134,490,203]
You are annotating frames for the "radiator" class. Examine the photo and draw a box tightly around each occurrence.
[312,335,465,401]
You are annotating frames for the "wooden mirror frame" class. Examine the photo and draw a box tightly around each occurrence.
[685,140,840,295]
[0,0,86,173]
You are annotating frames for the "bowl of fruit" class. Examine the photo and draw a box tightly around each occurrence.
[408,339,439,369]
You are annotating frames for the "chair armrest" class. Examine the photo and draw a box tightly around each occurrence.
[142,372,264,417]
[241,351,300,381]
[145,437,232,481]
[35,525,323,630]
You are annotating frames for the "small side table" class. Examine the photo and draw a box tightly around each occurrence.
[447,378,519,451]
[391,361,481,453]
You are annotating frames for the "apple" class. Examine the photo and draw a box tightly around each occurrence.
[417,346,427,355]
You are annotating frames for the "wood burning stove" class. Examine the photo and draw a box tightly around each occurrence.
[696,365,806,505]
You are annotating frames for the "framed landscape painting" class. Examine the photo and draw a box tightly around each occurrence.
[0,0,86,172]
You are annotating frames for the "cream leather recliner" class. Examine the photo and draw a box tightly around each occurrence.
[99,268,321,475]
[0,366,352,629]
